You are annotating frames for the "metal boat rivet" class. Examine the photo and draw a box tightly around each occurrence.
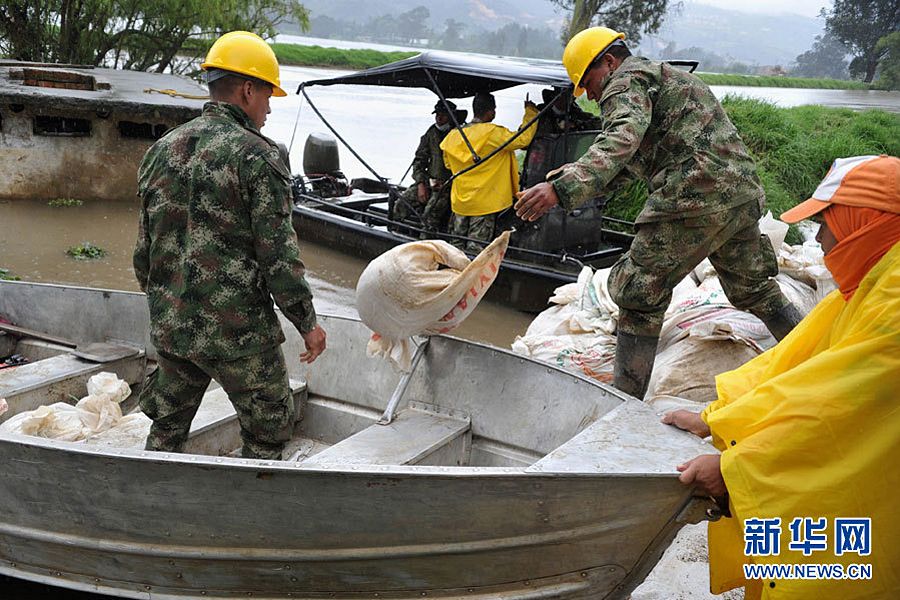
[55,572,61,576]
[608,568,616,573]
[524,581,530,586]
[95,578,100,583]
[145,586,151,590]
[291,577,298,583]
[285,565,291,570]
[542,517,550,523]
[176,573,183,579]
[581,572,588,578]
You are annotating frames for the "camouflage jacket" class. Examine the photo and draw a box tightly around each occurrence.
[134,102,317,359]
[411,124,452,184]
[549,56,764,223]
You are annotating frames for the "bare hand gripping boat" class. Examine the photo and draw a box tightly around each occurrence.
[0,280,718,599]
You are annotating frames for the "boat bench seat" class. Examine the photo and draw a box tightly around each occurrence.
[0,351,146,425]
[525,399,714,475]
[84,379,307,455]
[184,379,307,455]
[301,403,471,467]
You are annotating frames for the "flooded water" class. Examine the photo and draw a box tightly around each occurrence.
[0,198,532,348]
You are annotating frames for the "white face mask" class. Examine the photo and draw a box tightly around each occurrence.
[435,121,452,132]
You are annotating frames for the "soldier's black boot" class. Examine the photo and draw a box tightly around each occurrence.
[758,302,804,341]
[613,332,659,400]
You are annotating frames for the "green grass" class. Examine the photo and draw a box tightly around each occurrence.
[592,98,900,243]
[697,73,870,90]
[66,242,107,260]
[271,44,417,70]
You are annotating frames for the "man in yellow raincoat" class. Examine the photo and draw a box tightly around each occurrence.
[441,92,538,252]
[664,154,900,599]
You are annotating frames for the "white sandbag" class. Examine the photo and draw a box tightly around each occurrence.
[0,372,132,441]
[759,210,789,252]
[2,403,85,441]
[87,371,131,403]
[511,334,616,383]
[357,231,510,370]
[646,338,759,405]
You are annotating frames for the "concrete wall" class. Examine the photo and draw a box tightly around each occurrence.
[0,105,184,202]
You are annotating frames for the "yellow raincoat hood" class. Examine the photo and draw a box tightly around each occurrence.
[441,105,538,217]
[701,242,900,599]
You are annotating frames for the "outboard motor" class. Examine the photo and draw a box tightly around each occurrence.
[301,132,350,198]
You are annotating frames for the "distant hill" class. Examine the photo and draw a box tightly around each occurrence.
[296,0,564,32]
[640,1,826,67]
[288,0,825,67]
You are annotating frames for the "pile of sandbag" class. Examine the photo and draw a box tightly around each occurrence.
[512,213,835,409]
[0,372,142,442]
[356,231,510,370]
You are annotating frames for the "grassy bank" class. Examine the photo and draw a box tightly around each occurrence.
[271,44,416,70]
[697,73,869,90]
[601,99,900,242]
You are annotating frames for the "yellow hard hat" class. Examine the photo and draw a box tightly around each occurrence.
[563,27,626,97]
[201,31,287,97]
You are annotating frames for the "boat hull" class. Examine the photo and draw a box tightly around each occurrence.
[0,436,693,599]
[0,280,710,599]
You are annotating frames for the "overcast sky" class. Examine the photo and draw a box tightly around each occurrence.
[691,0,831,18]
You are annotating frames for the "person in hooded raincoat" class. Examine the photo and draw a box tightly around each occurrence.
[440,92,538,252]
[664,154,900,599]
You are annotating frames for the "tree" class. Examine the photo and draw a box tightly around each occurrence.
[0,0,310,73]
[875,31,900,90]
[551,0,675,44]
[792,32,850,79]
[395,6,431,44]
[822,0,900,83]
[439,19,465,50]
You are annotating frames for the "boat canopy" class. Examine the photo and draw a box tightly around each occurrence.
[298,51,574,97]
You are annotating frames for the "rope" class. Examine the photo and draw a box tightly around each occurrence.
[144,88,209,100]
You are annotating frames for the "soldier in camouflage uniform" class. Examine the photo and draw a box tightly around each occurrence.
[393,100,461,233]
[133,31,327,460]
[516,27,802,399]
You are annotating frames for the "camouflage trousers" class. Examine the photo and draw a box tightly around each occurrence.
[609,200,789,337]
[394,183,451,233]
[449,211,499,253]
[139,345,294,460]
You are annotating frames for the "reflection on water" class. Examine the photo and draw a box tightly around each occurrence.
[0,199,532,348]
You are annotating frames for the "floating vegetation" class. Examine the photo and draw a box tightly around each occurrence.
[66,242,107,260]
[48,198,84,207]
[0,267,20,281]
